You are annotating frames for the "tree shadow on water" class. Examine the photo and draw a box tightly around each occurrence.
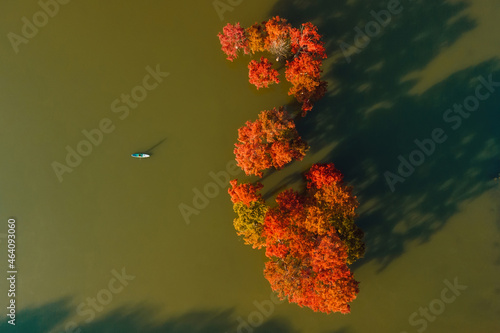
[0,298,299,333]
[268,0,500,271]
[0,298,74,333]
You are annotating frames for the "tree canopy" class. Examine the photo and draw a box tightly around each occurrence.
[220,17,365,315]
[218,16,328,115]
[233,107,308,177]
[228,164,365,314]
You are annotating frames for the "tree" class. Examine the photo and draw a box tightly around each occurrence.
[234,107,308,177]
[233,118,272,177]
[246,22,267,54]
[248,57,280,89]
[304,163,343,189]
[218,23,249,61]
[228,180,268,248]
[264,16,292,60]
[291,22,327,59]
[228,179,264,207]
[285,53,327,116]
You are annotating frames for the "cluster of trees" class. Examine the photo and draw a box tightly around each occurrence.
[218,17,327,115]
[228,164,364,314]
[219,17,365,314]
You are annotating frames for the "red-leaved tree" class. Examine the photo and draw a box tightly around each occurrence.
[248,57,280,89]
[234,107,308,177]
[285,53,327,116]
[218,23,249,61]
[291,22,327,59]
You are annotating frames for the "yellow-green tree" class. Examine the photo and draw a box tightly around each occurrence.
[228,180,268,248]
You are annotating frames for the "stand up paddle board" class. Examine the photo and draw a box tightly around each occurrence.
[131,153,150,158]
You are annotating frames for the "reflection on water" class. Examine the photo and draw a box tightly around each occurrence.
[0,0,499,332]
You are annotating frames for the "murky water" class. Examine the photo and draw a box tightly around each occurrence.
[0,0,499,332]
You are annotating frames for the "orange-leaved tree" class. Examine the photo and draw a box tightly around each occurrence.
[234,107,308,177]
[264,16,293,60]
[246,22,267,54]
[285,53,327,116]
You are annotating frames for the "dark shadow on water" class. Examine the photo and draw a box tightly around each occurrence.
[262,171,305,201]
[0,298,74,332]
[0,298,300,333]
[133,137,167,157]
[266,0,500,271]
[144,137,167,154]
[493,181,500,265]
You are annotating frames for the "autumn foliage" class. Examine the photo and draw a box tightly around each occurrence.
[234,107,308,177]
[217,23,249,61]
[264,16,293,60]
[218,16,327,115]
[228,164,365,314]
[248,57,280,89]
[304,164,365,264]
[228,180,268,248]
[246,23,267,54]
[286,53,328,115]
[220,17,365,315]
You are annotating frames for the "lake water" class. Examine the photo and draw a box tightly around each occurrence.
[0,0,499,332]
